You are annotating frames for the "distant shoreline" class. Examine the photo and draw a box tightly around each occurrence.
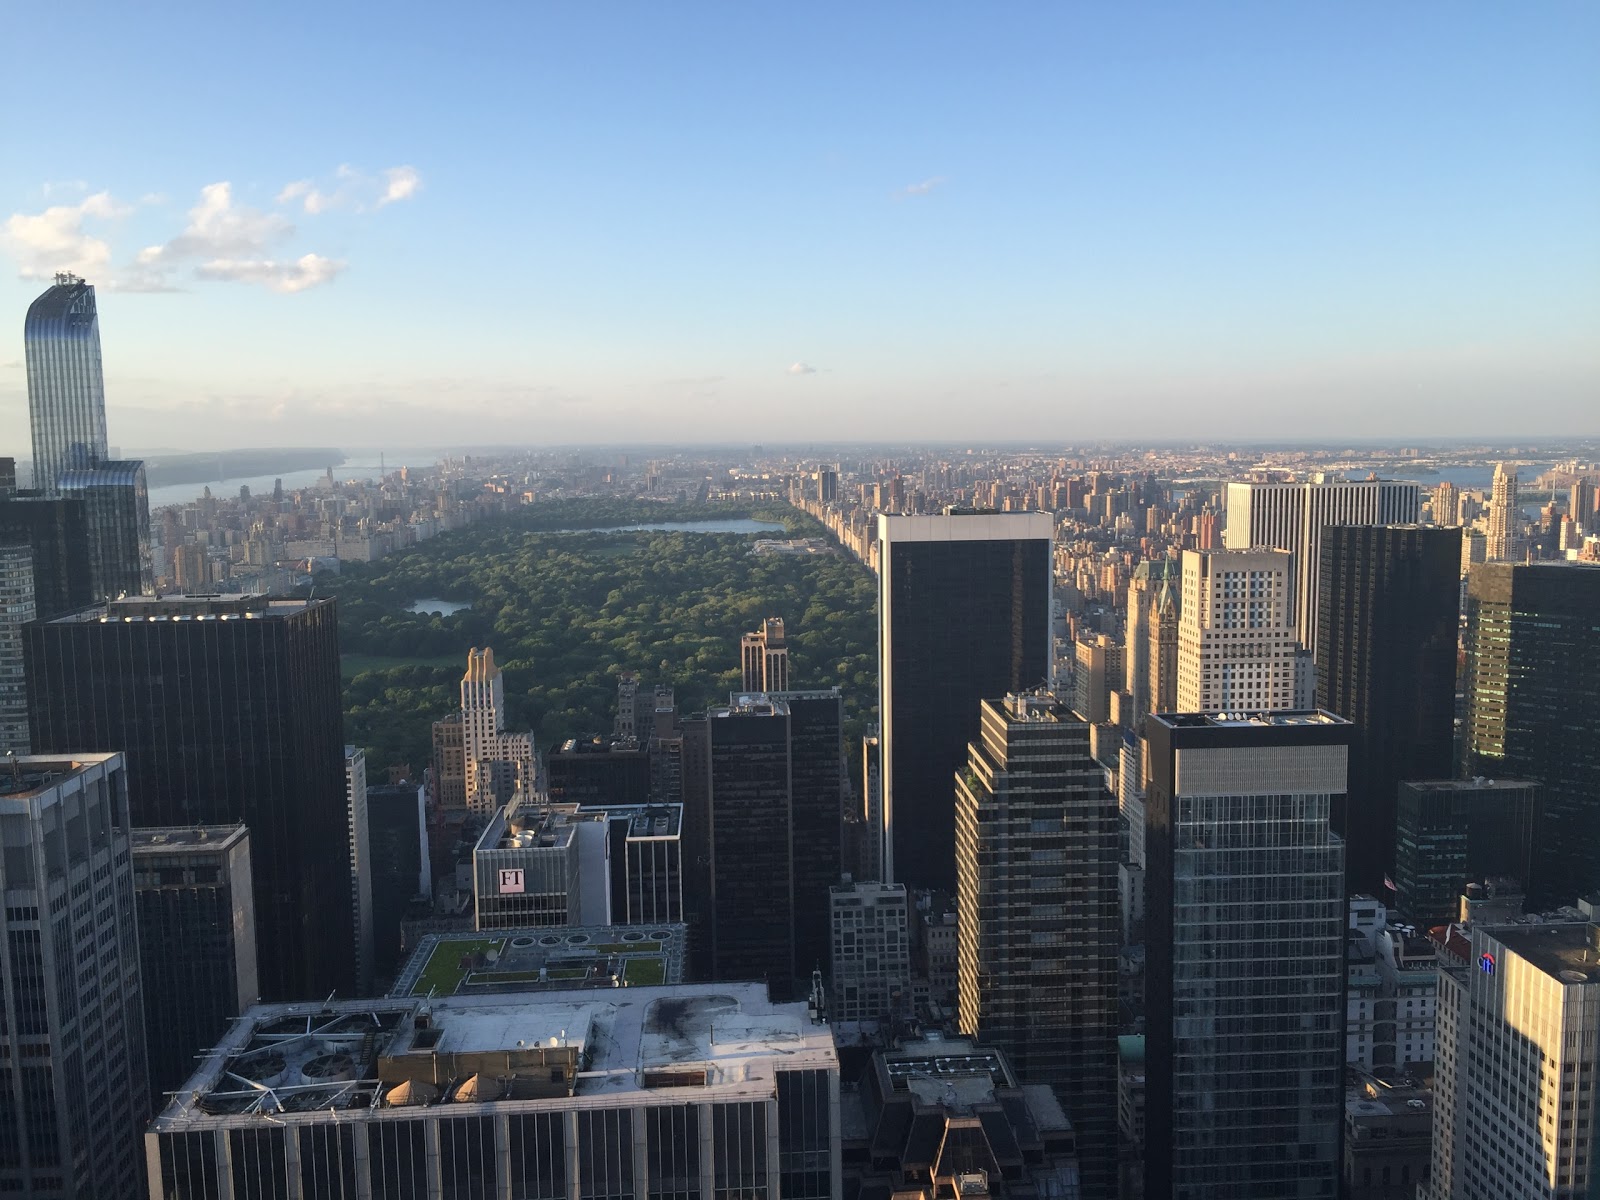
[140,448,346,488]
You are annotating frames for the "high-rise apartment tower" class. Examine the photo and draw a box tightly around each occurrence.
[24,274,108,492]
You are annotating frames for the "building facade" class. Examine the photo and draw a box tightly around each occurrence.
[828,880,910,1024]
[1485,462,1523,562]
[1463,563,1600,908]
[366,782,429,980]
[56,459,154,598]
[24,274,108,492]
[132,825,258,1105]
[1430,921,1600,1200]
[740,616,790,692]
[954,692,1120,1199]
[1315,525,1461,896]
[345,746,376,995]
[878,511,1053,890]
[24,594,354,1000]
[1144,712,1351,1200]
[459,647,535,814]
[0,542,34,752]
[1176,547,1298,713]
[1223,475,1421,651]
[0,754,147,1200]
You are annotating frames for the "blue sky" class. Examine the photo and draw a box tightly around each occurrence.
[2,3,1596,451]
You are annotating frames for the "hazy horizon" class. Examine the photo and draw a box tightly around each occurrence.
[4,5,1597,450]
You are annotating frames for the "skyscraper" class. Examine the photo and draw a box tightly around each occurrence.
[24,594,353,1000]
[24,274,108,491]
[0,467,93,620]
[1125,557,1180,722]
[1176,547,1297,713]
[878,510,1053,889]
[365,781,429,978]
[1392,779,1538,927]
[1224,475,1421,650]
[131,825,257,1105]
[460,647,535,813]
[1431,920,1600,1200]
[0,542,34,752]
[1315,525,1461,895]
[0,754,147,1200]
[1463,562,1600,908]
[955,692,1120,1199]
[1144,711,1350,1200]
[345,745,375,995]
[57,459,154,598]
[705,697,795,998]
[829,880,910,1024]
[1485,461,1522,562]
[740,616,790,692]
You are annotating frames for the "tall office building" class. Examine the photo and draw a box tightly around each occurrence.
[132,825,257,1105]
[0,464,93,619]
[1392,779,1539,927]
[860,728,882,881]
[24,594,353,1000]
[878,510,1053,889]
[1145,712,1351,1200]
[1316,525,1461,895]
[0,542,34,752]
[24,274,108,491]
[1485,461,1523,562]
[1176,547,1297,713]
[765,689,845,984]
[1463,563,1600,908]
[365,781,429,978]
[146,983,841,1200]
[1224,475,1421,650]
[1125,557,1180,722]
[740,616,790,692]
[0,754,147,1200]
[1432,480,1462,527]
[460,647,535,813]
[1431,920,1600,1200]
[1572,478,1597,537]
[57,459,154,598]
[345,746,375,995]
[704,697,797,999]
[829,880,910,1024]
[955,692,1120,1199]
[430,712,466,809]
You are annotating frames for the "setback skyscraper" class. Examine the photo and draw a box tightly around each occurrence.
[1315,525,1461,896]
[740,616,790,692]
[955,691,1120,1200]
[0,754,148,1200]
[1485,461,1522,562]
[24,273,108,491]
[1463,562,1600,908]
[1145,711,1350,1200]
[24,594,354,1000]
[878,510,1052,889]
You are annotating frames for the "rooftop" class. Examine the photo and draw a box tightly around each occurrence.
[391,924,686,997]
[1401,777,1539,793]
[151,982,836,1126]
[0,753,121,802]
[1157,709,1349,730]
[1492,922,1600,985]
[131,825,248,854]
[51,594,327,623]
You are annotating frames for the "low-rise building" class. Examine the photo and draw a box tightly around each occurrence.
[1344,1078,1432,1200]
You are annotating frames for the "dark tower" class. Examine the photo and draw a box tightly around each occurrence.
[24,594,353,1000]
[1463,562,1600,908]
[1315,524,1460,895]
[877,511,1052,890]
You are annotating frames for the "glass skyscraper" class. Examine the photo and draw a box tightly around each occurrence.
[24,274,108,492]
[1144,711,1351,1200]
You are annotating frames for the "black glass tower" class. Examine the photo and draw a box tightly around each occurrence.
[878,511,1052,891]
[1315,525,1460,895]
[56,459,154,599]
[0,472,93,620]
[366,782,427,981]
[954,692,1120,1199]
[1463,562,1600,908]
[1392,779,1538,927]
[24,594,353,1000]
[1145,712,1350,1200]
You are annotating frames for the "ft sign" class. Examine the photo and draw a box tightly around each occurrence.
[499,868,525,895]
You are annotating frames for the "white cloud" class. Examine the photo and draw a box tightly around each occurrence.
[1,192,130,279]
[377,165,421,207]
[788,362,818,375]
[900,176,948,197]
[142,182,292,265]
[195,253,346,293]
[276,164,422,214]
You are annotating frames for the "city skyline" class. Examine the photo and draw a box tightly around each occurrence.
[3,5,1597,450]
